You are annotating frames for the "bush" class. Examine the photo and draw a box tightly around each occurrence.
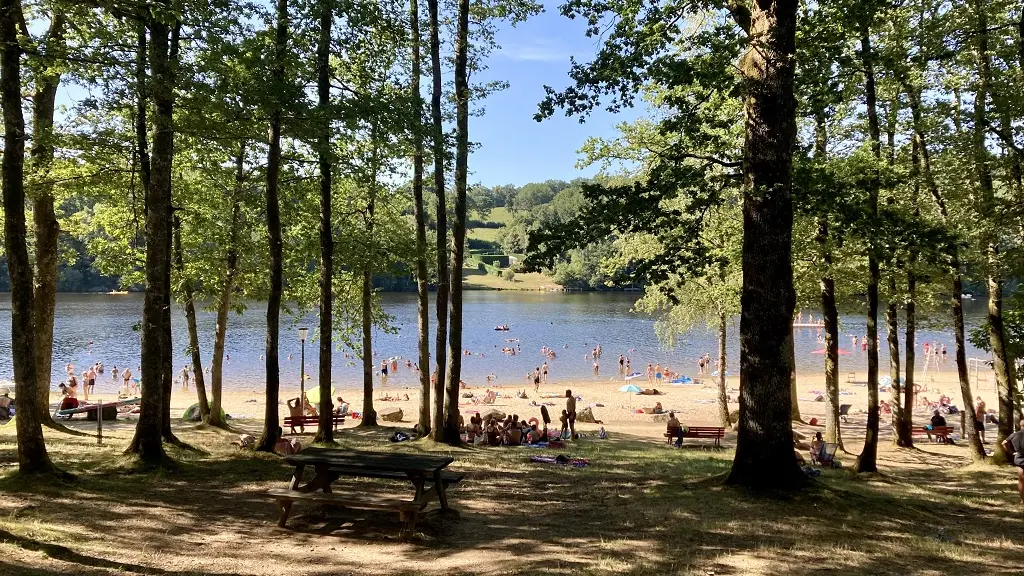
[468,238,499,251]
[503,270,516,282]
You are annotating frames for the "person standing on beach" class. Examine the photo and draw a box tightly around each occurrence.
[565,389,577,440]
[542,362,548,384]
[180,365,190,390]
[380,360,389,385]
[975,397,987,443]
[533,368,541,392]
[647,363,655,384]
[625,357,631,374]
[618,354,625,374]
[112,365,119,386]
[593,361,599,376]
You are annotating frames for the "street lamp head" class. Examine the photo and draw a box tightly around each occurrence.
[298,327,309,342]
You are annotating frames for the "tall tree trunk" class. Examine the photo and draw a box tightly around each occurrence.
[313,0,335,443]
[256,0,288,452]
[127,15,172,464]
[427,0,448,441]
[724,0,803,489]
[884,102,910,447]
[30,11,66,425]
[360,270,377,426]
[717,311,729,428]
[1,0,53,474]
[159,22,181,445]
[904,84,985,461]
[172,215,209,422]
[410,0,432,436]
[814,113,841,447]
[209,153,243,429]
[972,0,1015,461]
[902,138,919,448]
[857,26,882,474]
[442,0,470,445]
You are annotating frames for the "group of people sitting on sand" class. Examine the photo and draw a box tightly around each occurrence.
[466,413,549,446]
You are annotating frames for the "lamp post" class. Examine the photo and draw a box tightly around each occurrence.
[298,327,309,410]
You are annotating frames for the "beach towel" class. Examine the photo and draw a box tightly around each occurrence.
[529,455,590,468]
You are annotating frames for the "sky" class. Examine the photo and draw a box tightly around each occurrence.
[469,5,642,187]
[51,3,641,189]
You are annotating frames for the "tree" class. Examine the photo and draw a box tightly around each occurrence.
[126,7,174,465]
[2,0,55,474]
[313,0,335,444]
[410,0,433,436]
[426,0,447,440]
[724,0,805,488]
[256,0,289,452]
[442,0,470,444]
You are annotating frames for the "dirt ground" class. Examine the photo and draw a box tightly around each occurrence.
[1,370,1022,576]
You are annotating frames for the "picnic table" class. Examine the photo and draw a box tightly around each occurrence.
[266,448,461,540]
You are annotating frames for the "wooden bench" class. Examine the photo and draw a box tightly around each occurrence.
[664,426,726,447]
[284,414,345,433]
[266,489,422,539]
[911,425,953,442]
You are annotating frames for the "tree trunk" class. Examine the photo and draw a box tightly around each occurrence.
[313,0,335,444]
[127,15,172,464]
[209,155,243,429]
[972,0,1015,461]
[813,113,841,447]
[902,138,919,448]
[410,0,432,436]
[905,84,985,461]
[256,0,288,452]
[160,21,182,445]
[427,0,448,442]
[30,11,66,425]
[724,0,804,489]
[856,26,881,474]
[1,0,53,474]
[717,311,729,428]
[360,270,378,426]
[442,0,470,445]
[172,215,210,422]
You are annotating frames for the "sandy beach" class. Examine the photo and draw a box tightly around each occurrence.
[59,365,1000,442]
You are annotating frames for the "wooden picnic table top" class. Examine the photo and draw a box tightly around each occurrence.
[283,448,453,475]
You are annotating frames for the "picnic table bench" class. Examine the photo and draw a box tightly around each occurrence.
[912,425,954,441]
[266,448,457,540]
[55,397,140,445]
[283,413,345,433]
[664,426,726,447]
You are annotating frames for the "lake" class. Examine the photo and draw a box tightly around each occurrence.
[0,292,990,394]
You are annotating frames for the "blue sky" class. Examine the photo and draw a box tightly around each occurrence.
[471,5,641,187]
[53,4,639,189]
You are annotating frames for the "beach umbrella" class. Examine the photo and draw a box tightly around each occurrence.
[811,348,852,355]
[305,385,336,406]
[619,383,642,409]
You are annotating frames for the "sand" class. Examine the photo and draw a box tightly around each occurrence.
[58,363,999,440]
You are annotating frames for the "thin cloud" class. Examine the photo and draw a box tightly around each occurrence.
[499,38,571,62]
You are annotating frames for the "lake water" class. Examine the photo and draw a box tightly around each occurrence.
[0,292,990,394]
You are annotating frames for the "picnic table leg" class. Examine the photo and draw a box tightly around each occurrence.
[433,469,449,510]
[399,510,418,541]
[288,464,306,490]
[277,499,293,527]
[411,476,425,501]
[97,401,103,446]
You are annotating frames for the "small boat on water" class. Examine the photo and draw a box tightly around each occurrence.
[494,325,510,331]
[108,290,129,295]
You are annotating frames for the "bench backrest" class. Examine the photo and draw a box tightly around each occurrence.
[686,427,725,438]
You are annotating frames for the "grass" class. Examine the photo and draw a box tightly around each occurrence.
[467,227,502,243]
[462,266,559,291]
[1,418,1023,575]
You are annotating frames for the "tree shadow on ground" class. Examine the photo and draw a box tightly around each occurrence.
[1,423,1023,575]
